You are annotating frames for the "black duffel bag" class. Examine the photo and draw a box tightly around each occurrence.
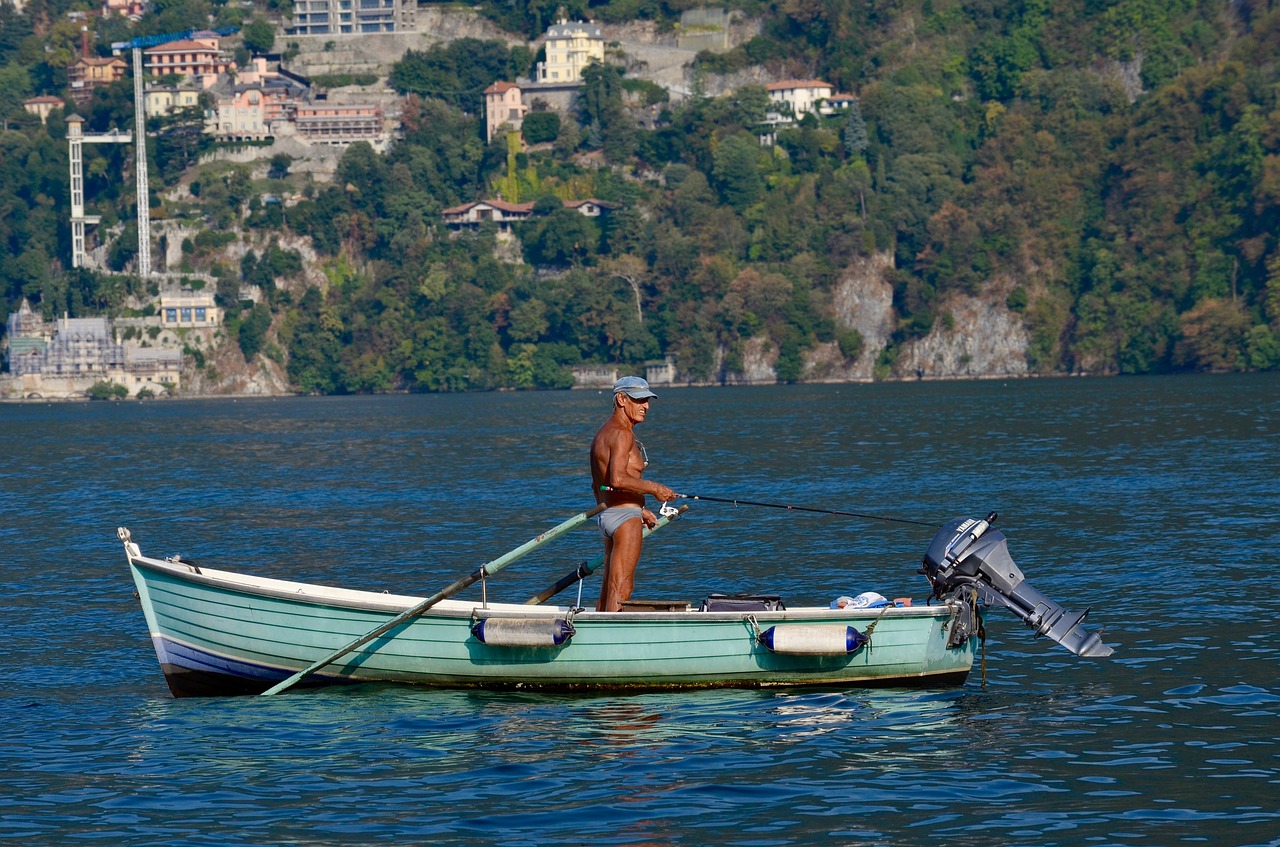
[698,593,786,612]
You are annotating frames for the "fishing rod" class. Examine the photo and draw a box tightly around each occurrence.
[598,486,935,527]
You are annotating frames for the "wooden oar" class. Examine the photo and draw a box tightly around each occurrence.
[523,505,688,605]
[260,504,606,696]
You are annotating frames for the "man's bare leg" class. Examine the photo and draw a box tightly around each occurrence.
[597,517,643,611]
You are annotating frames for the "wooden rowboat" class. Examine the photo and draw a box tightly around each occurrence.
[118,508,1110,698]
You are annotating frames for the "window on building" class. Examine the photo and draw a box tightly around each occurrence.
[181,308,192,322]
[165,308,178,323]
[196,308,207,322]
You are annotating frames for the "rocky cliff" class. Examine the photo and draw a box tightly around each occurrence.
[802,252,1030,382]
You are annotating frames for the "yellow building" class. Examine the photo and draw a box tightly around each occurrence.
[536,20,605,84]
[145,84,203,118]
[23,95,65,124]
[68,56,128,104]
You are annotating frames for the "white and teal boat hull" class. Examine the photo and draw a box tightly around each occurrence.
[125,552,976,698]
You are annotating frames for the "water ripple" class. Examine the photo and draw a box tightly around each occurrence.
[3,376,1279,844]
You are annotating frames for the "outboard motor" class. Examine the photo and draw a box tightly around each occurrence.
[922,514,1113,658]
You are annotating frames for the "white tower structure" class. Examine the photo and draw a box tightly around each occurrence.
[131,46,151,277]
[66,115,131,269]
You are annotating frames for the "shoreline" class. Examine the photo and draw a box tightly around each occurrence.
[0,370,1143,404]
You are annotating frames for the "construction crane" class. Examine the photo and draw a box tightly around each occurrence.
[108,26,236,278]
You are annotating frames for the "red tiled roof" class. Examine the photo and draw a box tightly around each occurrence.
[483,199,535,213]
[484,81,521,94]
[145,39,220,53]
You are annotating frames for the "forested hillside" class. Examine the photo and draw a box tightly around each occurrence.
[2,0,1279,392]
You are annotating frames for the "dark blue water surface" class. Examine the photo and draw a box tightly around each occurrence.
[2,374,1278,846]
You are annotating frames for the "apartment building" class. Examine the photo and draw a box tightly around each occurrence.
[288,0,398,35]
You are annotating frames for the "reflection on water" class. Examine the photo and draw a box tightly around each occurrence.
[1,375,1278,844]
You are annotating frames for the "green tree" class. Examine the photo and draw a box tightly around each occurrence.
[285,287,344,393]
[0,64,32,122]
[1174,298,1250,371]
[732,84,771,128]
[146,0,215,38]
[842,99,868,158]
[390,39,530,116]
[267,153,292,180]
[522,208,602,267]
[522,110,560,144]
[1244,325,1280,370]
[152,99,213,181]
[88,381,129,400]
[242,17,275,55]
[238,302,273,361]
[712,133,764,211]
[578,61,634,162]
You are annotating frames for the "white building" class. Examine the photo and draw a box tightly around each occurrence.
[765,79,834,121]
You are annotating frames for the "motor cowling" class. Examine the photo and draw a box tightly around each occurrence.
[922,515,1114,659]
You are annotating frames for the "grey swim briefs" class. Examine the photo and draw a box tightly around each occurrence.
[597,506,643,538]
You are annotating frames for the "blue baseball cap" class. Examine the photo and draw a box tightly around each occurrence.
[613,376,657,399]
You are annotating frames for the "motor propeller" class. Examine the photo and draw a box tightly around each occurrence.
[922,514,1114,658]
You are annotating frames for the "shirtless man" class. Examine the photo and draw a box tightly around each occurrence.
[590,376,678,612]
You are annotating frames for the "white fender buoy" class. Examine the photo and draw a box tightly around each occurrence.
[759,625,867,655]
[471,617,575,648]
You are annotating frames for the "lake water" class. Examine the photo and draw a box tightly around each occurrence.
[2,375,1278,846]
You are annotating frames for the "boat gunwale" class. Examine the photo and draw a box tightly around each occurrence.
[129,552,954,623]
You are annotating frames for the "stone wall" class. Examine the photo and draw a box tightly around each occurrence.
[283,10,524,78]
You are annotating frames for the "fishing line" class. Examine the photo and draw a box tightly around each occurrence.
[676,493,936,527]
